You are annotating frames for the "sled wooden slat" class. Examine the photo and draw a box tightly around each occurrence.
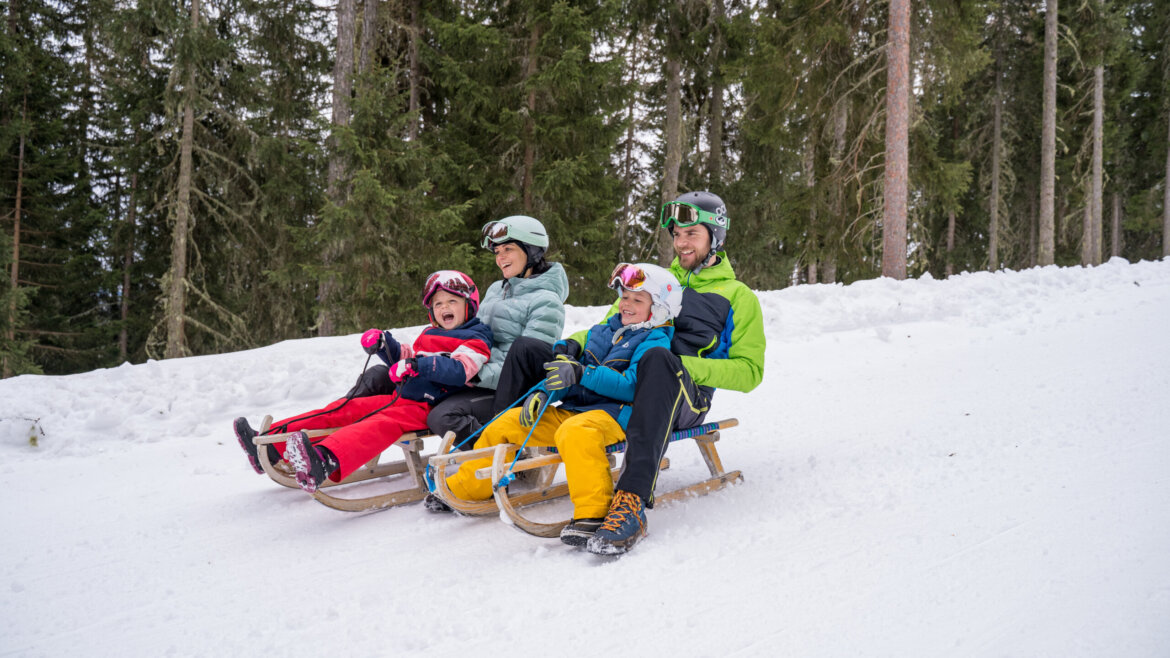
[252,414,440,512]
[427,433,585,516]
[489,418,741,538]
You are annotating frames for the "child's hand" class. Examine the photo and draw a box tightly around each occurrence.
[543,356,583,391]
[389,358,418,383]
[553,339,582,359]
[362,329,402,362]
[361,328,384,355]
[519,390,549,427]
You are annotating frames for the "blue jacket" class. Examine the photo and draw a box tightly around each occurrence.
[552,314,673,429]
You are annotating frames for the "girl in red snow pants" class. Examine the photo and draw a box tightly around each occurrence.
[266,395,430,483]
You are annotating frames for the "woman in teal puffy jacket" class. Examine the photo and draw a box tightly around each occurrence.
[425,215,569,444]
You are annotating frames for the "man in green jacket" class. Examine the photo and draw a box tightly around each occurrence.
[585,190,766,555]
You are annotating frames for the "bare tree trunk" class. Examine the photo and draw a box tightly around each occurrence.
[945,210,956,277]
[619,28,641,262]
[316,0,356,337]
[1029,183,1038,266]
[990,69,1002,271]
[4,98,26,378]
[522,22,541,212]
[1091,64,1104,265]
[1038,0,1058,266]
[803,132,816,283]
[120,170,138,362]
[881,0,910,279]
[407,0,421,141]
[826,100,847,284]
[1081,201,1092,265]
[358,0,377,77]
[707,0,725,187]
[1164,106,1170,258]
[1111,191,1122,259]
[659,55,683,266]
[165,0,198,359]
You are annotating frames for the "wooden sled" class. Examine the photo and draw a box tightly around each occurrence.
[425,432,614,516]
[427,418,740,538]
[252,414,445,512]
[488,417,741,537]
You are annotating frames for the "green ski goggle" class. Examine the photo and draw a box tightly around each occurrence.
[659,201,729,230]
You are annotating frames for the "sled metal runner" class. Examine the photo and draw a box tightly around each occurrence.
[252,415,443,512]
[429,418,741,538]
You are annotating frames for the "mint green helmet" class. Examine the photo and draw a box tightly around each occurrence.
[480,215,549,275]
[480,215,549,250]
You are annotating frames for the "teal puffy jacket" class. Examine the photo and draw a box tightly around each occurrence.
[475,262,569,390]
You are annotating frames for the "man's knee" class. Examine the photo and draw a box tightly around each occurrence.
[511,335,551,356]
[637,347,682,380]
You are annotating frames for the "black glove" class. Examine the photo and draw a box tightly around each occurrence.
[543,356,584,391]
[552,339,582,359]
[519,390,549,428]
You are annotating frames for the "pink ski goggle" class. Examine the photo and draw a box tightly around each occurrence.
[421,270,475,307]
[608,263,648,292]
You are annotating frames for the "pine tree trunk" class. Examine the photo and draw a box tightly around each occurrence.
[659,55,683,267]
[358,0,377,77]
[1091,64,1104,265]
[945,209,955,277]
[120,171,138,362]
[165,0,198,359]
[990,69,1002,271]
[881,0,910,280]
[317,0,356,337]
[1111,191,1122,259]
[1038,0,1058,266]
[407,0,420,141]
[1030,183,1038,266]
[827,100,847,284]
[803,134,816,283]
[4,99,26,378]
[707,0,725,187]
[1164,107,1170,258]
[619,29,641,262]
[522,22,541,212]
[1081,202,1092,265]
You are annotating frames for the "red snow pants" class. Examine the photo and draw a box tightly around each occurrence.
[266,395,430,482]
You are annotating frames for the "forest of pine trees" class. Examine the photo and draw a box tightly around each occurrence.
[1,0,1168,376]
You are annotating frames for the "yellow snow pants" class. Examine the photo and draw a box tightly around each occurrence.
[444,406,626,519]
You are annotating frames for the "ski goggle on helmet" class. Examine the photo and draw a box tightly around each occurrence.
[659,201,729,232]
[479,215,549,250]
[609,263,652,292]
[608,262,683,326]
[421,270,480,318]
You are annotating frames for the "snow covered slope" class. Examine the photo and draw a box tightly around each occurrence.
[2,258,1168,656]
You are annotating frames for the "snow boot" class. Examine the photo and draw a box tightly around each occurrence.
[586,490,647,555]
[423,493,452,513]
[234,417,263,474]
[559,517,604,547]
[283,431,338,493]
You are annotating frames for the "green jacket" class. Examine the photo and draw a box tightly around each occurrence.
[571,254,765,393]
[476,262,569,390]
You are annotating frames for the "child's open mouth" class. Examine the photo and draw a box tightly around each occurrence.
[442,312,456,324]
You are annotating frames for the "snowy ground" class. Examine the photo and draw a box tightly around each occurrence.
[2,258,1168,657]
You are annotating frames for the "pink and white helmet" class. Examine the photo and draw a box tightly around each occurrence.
[421,270,480,319]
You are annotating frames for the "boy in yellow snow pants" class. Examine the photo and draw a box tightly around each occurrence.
[440,262,684,547]
[445,406,625,519]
